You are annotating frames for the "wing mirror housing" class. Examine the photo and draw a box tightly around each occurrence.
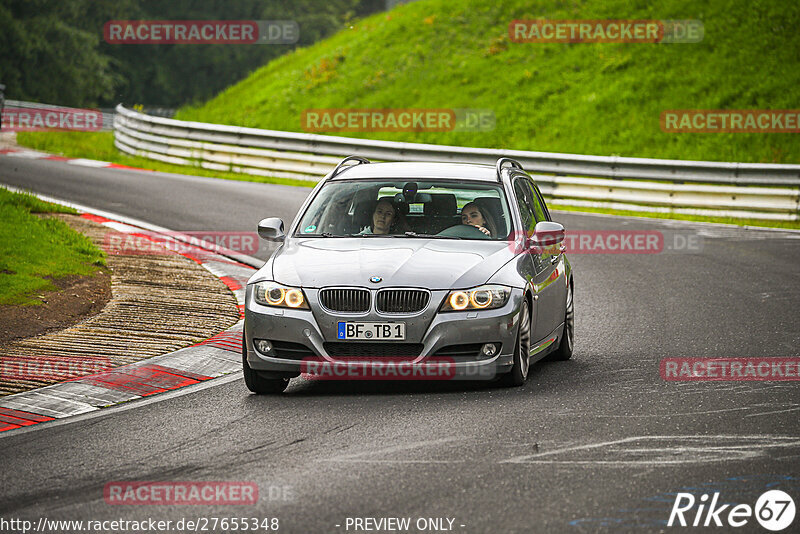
[528,221,565,248]
[257,217,285,242]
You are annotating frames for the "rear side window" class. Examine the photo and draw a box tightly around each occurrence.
[513,179,535,235]
[525,180,547,222]
[533,183,552,221]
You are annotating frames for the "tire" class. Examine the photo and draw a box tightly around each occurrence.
[242,329,290,394]
[548,281,574,361]
[499,299,531,387]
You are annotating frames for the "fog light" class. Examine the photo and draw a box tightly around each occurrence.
[255,339,273,354]
[481,343,497,357]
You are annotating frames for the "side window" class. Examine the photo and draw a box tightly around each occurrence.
[513,179,535,235]
[534,183,553,221]
[525,180,547,222]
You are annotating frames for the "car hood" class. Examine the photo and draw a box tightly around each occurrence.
[269,238,515,289]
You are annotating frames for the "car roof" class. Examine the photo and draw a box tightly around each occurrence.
[329,161,502,182]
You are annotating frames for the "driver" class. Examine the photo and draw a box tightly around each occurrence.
[359,198,406,235]
[460,202,496,237]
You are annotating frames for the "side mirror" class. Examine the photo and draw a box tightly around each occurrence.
[528,221,565,248]
[257,217,285,242]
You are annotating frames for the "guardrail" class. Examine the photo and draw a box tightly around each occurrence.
[114,105,800,221]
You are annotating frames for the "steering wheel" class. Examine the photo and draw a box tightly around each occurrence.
[436,224,491,239]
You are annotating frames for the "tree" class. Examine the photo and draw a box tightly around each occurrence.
[0,0,385,107]
[0,0,135,106]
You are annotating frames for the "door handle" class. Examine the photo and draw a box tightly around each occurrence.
[550,245,566,264]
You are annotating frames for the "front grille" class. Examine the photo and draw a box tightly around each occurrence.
[271,341,316,360]
[324,342,424,358]
[376,289,430,313]
[319,288,370,312]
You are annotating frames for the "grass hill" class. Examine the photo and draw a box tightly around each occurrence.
[176,0,800,163]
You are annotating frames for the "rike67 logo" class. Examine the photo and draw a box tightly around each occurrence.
[668,490,795,531]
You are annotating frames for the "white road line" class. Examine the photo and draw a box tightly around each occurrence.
[501,435,800,464]
[4,150,49,159]
[66,158,111,167]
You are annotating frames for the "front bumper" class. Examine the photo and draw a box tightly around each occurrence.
[243,286,525,380]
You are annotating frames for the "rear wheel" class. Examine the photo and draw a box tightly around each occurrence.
[242,329,289,394]
[499,299,531,387]
[548,281,574,361]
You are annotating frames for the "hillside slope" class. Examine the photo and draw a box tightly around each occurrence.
[177,0,800,163]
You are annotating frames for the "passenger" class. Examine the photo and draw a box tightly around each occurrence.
[460,202,496,237]
[359,198,405,235]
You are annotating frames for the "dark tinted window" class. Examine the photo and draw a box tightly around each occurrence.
[295,179,511,239]
[525,180,547,222]
[513,178,536,235]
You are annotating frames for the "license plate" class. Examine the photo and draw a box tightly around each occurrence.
[337,322,405,340]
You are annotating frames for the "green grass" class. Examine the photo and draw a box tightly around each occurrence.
[16,131,315,188]
[549,204,800,230]
[176,0,800,164]
[3,189,77,216]
[0,187,107,306]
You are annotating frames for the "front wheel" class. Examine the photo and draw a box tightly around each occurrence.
[242,329,289,394]
[498,299,531,387]
[548,281,573,361]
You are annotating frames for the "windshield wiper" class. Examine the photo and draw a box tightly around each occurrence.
[321,232,462,239]
[345,233,385,237]
[393,231,462,240]
[300,232,347,237]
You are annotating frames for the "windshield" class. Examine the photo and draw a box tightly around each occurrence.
[295,179,511,240]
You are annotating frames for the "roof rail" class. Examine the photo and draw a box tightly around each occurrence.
[331,155,371,178]
[495,157,523,181]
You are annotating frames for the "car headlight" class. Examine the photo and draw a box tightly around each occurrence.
[253,282,309,309]
[440,285,510,312]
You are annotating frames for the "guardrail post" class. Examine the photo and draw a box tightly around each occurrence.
[0,84,5,131]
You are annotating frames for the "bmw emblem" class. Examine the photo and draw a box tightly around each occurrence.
[370,276,382,283]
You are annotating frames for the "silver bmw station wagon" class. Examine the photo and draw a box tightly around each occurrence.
[243,157,574,393]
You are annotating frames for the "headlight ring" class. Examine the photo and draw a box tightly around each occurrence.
[254,282,309,309]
